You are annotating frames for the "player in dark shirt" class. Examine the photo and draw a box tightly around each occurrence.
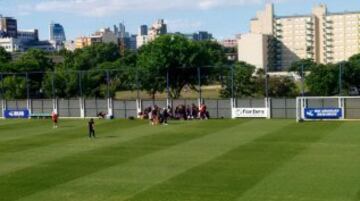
[88,118,95,138]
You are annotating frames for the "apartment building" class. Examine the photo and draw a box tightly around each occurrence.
[238,4,360,71]
[75,28,118,49]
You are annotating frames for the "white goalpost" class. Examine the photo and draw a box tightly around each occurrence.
[296,96,360,122]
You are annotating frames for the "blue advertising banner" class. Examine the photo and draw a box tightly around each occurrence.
[304,108,342,119]
[4,109,30,119]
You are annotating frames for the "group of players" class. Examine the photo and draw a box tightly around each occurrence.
[50,103,209,138]
[141,103,210,126]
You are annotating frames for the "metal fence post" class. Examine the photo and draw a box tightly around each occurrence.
[106,70,110,100]
[339,62,343,96]
[0,73,3,100]
[301,64,305,96]
[78,71,83,98]
[265,74,269,99]
[25,72,30,100]
[25,73,31,115]
[136,68,140,100]
[136,99,142,118]
[166,70,171,107]
[79,97,85,118]
[1,99,3,118]
[339,97,345,120]
[197,67,202,106]
[51,72,55,99]
[231,65,235,99]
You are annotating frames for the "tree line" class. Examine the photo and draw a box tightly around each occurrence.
[0,34,359,100]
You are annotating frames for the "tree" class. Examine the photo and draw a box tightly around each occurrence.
[344,54,360,89]
[1,76,26,99]
[42,67,79,98]
[0,47,11,64]
[306,64,339,96]
[137,35,227,99]
[15,49,54,72]
[220,62,257,98]
[289,59,317,77]
[72,43,120,70]
[266,77,299,97]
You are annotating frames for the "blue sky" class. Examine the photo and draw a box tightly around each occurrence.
[0,0,359,41]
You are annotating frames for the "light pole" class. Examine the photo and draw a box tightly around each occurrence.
[231,65,234,99]
[25,72,30,100]
[301,63,305,96]
[265,66,269,98]
[78,71,83,98]
[339,62,344,96]
[51,72,55,99]
[166,69,170,107]
[198,67,202,103]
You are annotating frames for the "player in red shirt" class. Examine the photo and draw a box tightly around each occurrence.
[51,111,59,128]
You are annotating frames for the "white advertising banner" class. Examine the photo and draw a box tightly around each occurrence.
[232,108,268,118]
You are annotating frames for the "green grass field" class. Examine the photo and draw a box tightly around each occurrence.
[0,119,360,201]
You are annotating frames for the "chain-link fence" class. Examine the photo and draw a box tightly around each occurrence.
[3,67,344,120]
[0,66,277,100]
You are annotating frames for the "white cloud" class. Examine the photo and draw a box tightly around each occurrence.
[19,0,291,17]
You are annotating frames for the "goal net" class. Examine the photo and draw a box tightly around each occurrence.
[296,96,360,121]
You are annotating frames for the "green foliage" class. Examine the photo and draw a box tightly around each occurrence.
[1,76,26,99]
[3,40,360,99]
[71,43,120,70]
[306,64,339,96]
[289,59,317,76]
[266,77,299,97]
[344,55,360,89]
[42,68,79,98]
[0,47,11,64]
[137,35,227,98]
[220,61,257,98]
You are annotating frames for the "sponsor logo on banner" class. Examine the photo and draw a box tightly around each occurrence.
[232,108,268,118]
[4,109,30,119]
[304,108,342,119]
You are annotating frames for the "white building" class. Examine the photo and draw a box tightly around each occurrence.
[148,19,167,41]
[136,35,149,49]
[0,37,22,52]
[238,4,360,71]
[238,33,269,71]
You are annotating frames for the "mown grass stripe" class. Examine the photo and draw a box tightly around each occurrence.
[0,121,202,176]
[0,120,88,142]
[15,120,291,201]
[0,120,144,154]
[0,120,62,138]
[124,122,342,201]
[236,122,360,201]
[0,120,243,201]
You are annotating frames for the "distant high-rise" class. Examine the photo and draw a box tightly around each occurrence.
[238,3,360,71]
[49,23,66,43]
[149,19,167,41]
[193,31,213,41]
[118,23,126,39]
[125,34,137,51]
[139,25,148,36]
[0,15,18,38]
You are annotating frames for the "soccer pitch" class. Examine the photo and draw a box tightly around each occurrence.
[0,119,360,201]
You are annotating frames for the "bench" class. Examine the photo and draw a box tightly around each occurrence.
[31,112,52,119]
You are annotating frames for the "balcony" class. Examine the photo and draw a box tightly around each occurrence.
[306,25,314,30]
